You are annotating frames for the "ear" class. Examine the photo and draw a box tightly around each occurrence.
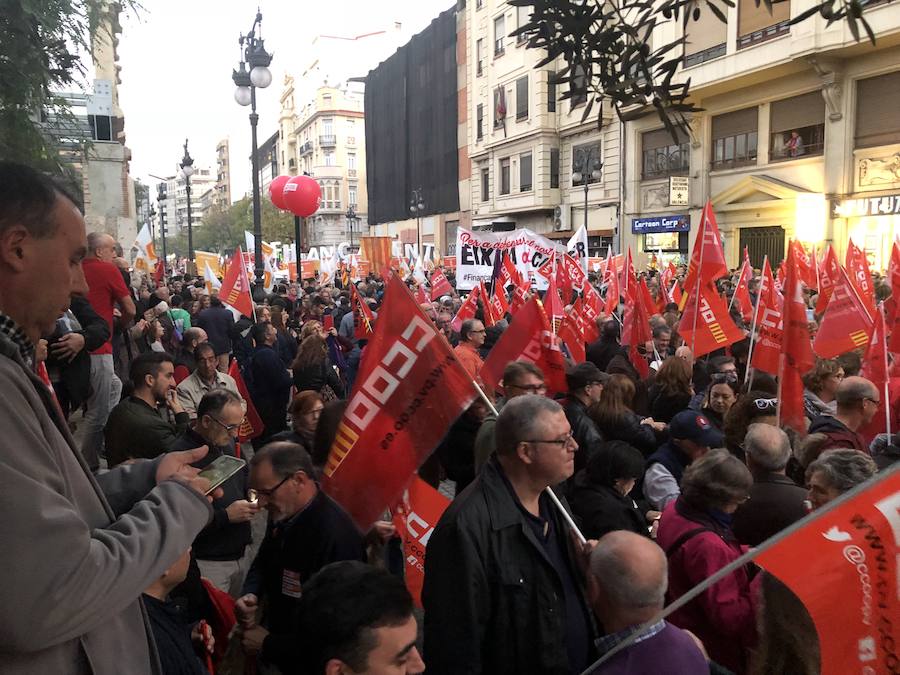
[324,660,349,675]
[515,441,534,466]
[0,224,33,273]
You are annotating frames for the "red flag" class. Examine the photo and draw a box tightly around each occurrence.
[351,284,376,340]
[575,295,600,344]
[323,275,478,529]
[638,278,657,319]
[450,286,480,333]
[886,241,900,352]
[754,469,900,675]
[751,258,784,375]
[679,281,745,359]
[415,284,429,306]
[558,313,586,364]
[479,280,497,327]
[429,270,453,300]
[500,251,523,287]
[671,281,683,306]
[603,255,621,315]
[680,200,728,310]
[621,283,652,377]
[480,296,567,397]
[621,248,636,298]
[846,239,876,316]
[228,360,264,442]
[561,253,587,294]
[153,259,165,287]
[392,477,451,608]
[813,266,874,359]
[859,303,889,441]
[791,239,816,288]
[219,247,254,319]
[815,245,841,314]
[732,257,754,324]
[777,245,814,435]
[509,279,532,316]
[489,280,509,319]
[544,269,565,333]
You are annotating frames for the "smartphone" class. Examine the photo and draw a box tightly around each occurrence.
[197,455,246,495]
[323,314,334,331]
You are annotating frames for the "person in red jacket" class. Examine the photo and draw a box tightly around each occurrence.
[656,449,758,674]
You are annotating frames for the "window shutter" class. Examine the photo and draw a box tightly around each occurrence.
[684,3,728,56]
[642,128,687,152]
[516,76,529,119]
[855,72,900,148]
[712,107,759,139]
[738,0,790,37]
[770,91,824,133]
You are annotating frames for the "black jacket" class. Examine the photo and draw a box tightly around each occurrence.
[807,415,869,456]
[241,489,366,669]
[46,295,110,410]
[562,396,603,473]
[247,344,293,439]
[731,472,808,547]
[595,410,659,457]
[423,456,597,675]
[648,385,692,424]
[170,429,252,560]
[586,338,622,372]
[568,471,649,540]
[195,306,235,356]
[104,396,190,467]
[435,410,483,492]
[292,360,345,398]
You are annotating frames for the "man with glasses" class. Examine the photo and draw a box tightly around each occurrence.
[176,342,242,419]
[424,395,596,674]
[563,362,607,473]
[454,318,486,378]
[170,389,257,595]
[808,375,879,457]
[474,360,547,471]
[237,442,366,672]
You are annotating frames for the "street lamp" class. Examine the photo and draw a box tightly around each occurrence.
[346,205,360,249]
[409,188,425,261]
[179,139,195,269]
[156,182,168,276]
[232,10,273,294]
[572,144,602,235]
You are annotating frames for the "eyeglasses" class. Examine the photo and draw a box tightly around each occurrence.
[248,473,293,500]
[470,329,486,334]
[710,372,738,385]
[523,432,575,447]
[207,415,241,433]
[507,383,547,394]
[753,398,778,411]
[863,397,881,406]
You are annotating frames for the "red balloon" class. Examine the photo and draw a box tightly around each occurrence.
[269,175,291,210]
[283,175,321,218]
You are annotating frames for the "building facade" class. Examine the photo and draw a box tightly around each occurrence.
[255,131,280,198]
[214,138,232,207]
[279,78,368,249]
[463,0,620,258]
[154,167,216,237]
[620,0,900,270]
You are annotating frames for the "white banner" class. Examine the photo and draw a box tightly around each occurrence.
[455,227,563,291]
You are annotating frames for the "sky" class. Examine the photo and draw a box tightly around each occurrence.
[113,0,454,198]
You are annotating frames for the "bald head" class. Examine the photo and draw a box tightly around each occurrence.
[744,423,791,472]
[835,376,877,408]
[87,232,116,262]
[589,531,667,612]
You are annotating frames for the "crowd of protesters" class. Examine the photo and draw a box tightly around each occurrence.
[0,159,896,675]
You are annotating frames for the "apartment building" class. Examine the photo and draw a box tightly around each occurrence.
[464,0,620,257]
[620,0,900,269]
[279,77,367,249]
[214,138,232,207]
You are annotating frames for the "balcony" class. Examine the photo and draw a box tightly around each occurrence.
[319,134,337,147]
[299,141,313,156]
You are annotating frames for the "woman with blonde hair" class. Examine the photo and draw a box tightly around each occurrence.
[292,333,345,400]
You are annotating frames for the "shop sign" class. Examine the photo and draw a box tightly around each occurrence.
[632,214,691,234]
[834,192,900,218]
[669,176,690,206]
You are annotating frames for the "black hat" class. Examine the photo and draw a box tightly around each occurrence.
[566,362,609,391]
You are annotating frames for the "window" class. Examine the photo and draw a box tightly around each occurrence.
[349,185,357,206]
[683,1,727,67]
[520,152,533,192]
[770,92,825,160]
[323,94,333,106]
[476,0,483,8]
[550,148,560,188]
[517,5,530,43]
[494,15,506,56]
[324,150,336,166]
[570,65,587,108]
[711,107,758,170]
[445,220,459,255]
[319,180,342,209]
[481,167,490,202]
[88,114,112,141]
[494,87,507,128]
[500,158,510,195]
[855,71,900,148]
[548,72,557,113]
[476,39,484,76]
[477,104,484,140]
[516,76,529,120]
[642,128,690,179]
[322,118,334,135]
[572,142,602,186]
[347,153,357,170]
[737,0,790,48]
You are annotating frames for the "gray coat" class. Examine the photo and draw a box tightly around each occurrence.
[0,332,212,674]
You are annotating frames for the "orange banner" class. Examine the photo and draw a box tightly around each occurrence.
[360,236,393,278]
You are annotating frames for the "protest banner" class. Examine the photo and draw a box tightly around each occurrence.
[454,227,561,290]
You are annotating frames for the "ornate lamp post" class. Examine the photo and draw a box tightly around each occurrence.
[179,139,195,269]
[572,145,602,233]
[409,188,425,260]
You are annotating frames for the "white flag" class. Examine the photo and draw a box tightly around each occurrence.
[567,223,589,274]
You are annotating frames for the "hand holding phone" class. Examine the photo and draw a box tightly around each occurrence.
[198,455,247,495]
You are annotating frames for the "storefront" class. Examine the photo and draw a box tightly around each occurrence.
[835,191,900,271]
[632,214,691,263]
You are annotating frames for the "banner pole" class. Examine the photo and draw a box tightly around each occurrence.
[880,302,891,439]
[744,255,766,387]
[470,377,587,545]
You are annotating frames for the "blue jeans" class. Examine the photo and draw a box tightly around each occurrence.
[81,353,122,471]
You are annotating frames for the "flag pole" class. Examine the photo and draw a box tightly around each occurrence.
[880,302,891,439]
[470,372,587,546]
[688,208,709,356]
[744,255,766,392]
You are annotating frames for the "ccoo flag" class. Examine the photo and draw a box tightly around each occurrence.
[679,200,728,310]
[813,265,874,359]
[778,245,814,435]
[219,247,254,319]
[680,282,744,359]
[323,275,477,530]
